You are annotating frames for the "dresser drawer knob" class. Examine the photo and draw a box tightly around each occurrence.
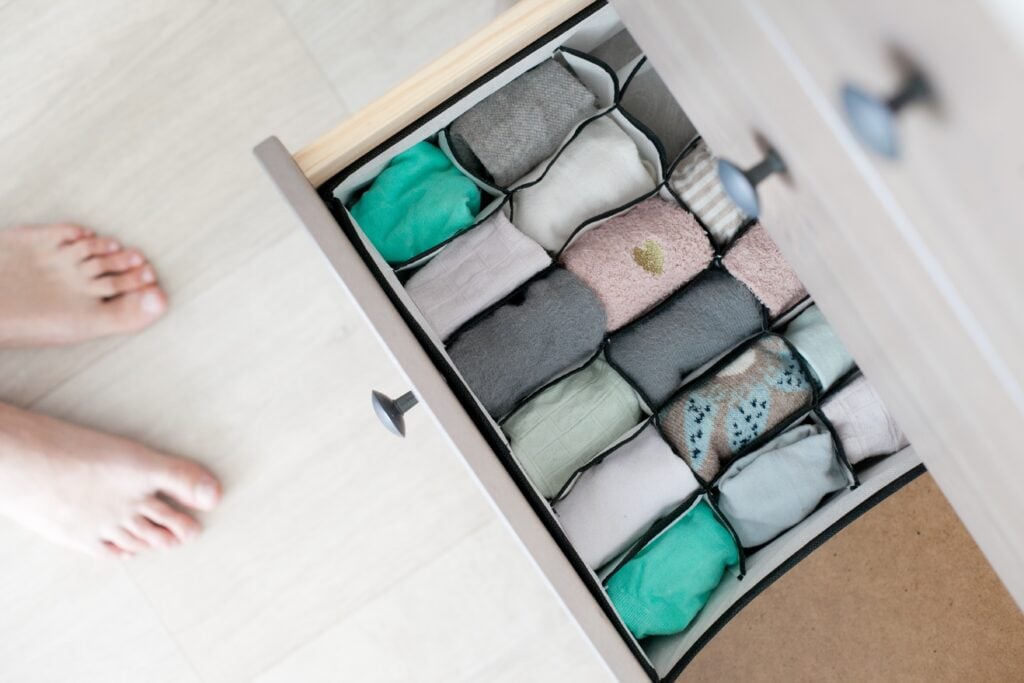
[842,70,932,158]
[717,148,786,219]
[371,390,419,437]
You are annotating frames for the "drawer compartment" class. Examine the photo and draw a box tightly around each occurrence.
[256,3,921,680]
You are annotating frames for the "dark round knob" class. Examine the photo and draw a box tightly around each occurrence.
[716,148,786,219]
[371,390,419,437]
[841,71,931,158]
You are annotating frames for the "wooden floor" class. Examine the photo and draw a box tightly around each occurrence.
[0,1,1020,681]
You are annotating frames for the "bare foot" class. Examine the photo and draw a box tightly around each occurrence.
[0,402,221,557]
[0,223,167,347]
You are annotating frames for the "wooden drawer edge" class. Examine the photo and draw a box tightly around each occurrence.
[255,136,649,682]
[293,0,600,188]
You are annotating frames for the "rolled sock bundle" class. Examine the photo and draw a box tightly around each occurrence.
[447,268,606,418]
[605,499,739,639]
[503,358,643,499]
[554,424,699,569]
[821,376,908,464]
[349,141,481,264]
[716,424,850,547]
[668,139,746,246]
[606,270,763,407]
[405,212,550,340]
[511,116,656,252]
[722,224,807,317]
[561,196,714,331]
[448,59,599,187]
[659,335,813,481]
[784,305,855,391]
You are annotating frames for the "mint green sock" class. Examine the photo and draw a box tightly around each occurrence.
[349,141,481,264]
[605,499,739,639]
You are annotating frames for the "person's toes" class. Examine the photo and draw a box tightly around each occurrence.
[139,495,201,543]
[34,222,89,246]
[95,285,167,333]
[65,236,121,262]
[153,459,222,512]
[101,540,130,558]
[103,526,149,555]
[80,249,145,278]
[88,265,156,297]
[125,514,177,549]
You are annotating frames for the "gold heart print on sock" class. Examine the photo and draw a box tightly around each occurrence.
[632,239,665,276]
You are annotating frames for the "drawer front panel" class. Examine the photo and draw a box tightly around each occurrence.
[612,0,1024,607]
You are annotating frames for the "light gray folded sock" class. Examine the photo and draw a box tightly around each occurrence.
[448,58,599,187]
[554,423,699,569]
[446,268,606,418]
[784,305,855,391]
[606,269,763,407]
[716,424,850,547]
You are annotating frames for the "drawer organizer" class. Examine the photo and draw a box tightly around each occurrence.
[259,3,925,680]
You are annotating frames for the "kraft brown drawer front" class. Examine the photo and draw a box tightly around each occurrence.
[255,1,924,680]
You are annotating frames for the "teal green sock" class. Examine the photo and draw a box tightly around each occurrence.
[349,141,481,264]
[605,499,739,639]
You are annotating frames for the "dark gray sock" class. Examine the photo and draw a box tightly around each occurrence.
[620,66,696,163]
[606,269,763,407]
[449,59,598,187]
[447,268,606,418]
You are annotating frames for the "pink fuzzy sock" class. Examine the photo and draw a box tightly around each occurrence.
[722,224,807,317]
[561,197,714,330]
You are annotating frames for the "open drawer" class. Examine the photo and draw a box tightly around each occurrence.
[255,1,932,680]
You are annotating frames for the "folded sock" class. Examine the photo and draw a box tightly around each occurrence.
[449,58,599,187]
[722,224,807,317]
[784,305,855,391]
[511,116,656,252]
[503,358,643,499]
[605,498,739,639]
[447,268,606,418]
[668,139,747,246]
[821,376,908,464]
[716,424,849,547]
[561,196,714,331]
[659,335,814,481]
[349,141,481,264]
[554,423,699,569]
[606,269,763,407]
[405,212,550,340]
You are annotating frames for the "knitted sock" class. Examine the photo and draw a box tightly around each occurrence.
[606,269,763,407]
[784,305,855,391]
[446,268,606,419]
[605,498,739,639]
[722,224,807,317]
[511,116,656,252]
[503,358,643,499]
[349,141,481,264]
[668,139,746,246]
[448,58,599,187]
[554,423,699,569]
[821,376,908,464]
[561,196,714,331]
[659,335,814,481]
[405,212,550,340]
[716,424,849,547]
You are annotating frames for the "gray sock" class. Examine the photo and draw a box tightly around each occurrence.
[606,269,763,407]
[447,268,606,418]
[449,59,599,187]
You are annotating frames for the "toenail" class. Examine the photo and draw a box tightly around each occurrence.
[140,291,163,314]
[141,267,155,283]
[107,241,120,253]
[130,253,143,266]
[195,480,219,509]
